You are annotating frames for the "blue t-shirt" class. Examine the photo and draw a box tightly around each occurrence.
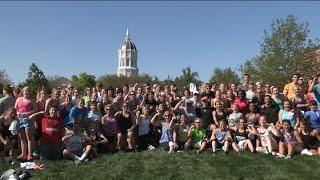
[159,122,172,143]
[87,111,102,123]
[66,106,88,127]
[304,111,320,131]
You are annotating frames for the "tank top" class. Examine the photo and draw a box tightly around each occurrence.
[138,116,150,136]
[16,97,33,113]
[234,129,248,143]
[300,129,318,149]
[116,113,133,134]
[215,110,227,121]
[216,129,227,144]
[281,129,296,144]
[259,128,270,147]
[279,109,296,129]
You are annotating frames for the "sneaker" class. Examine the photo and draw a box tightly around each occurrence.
[196,150,202,154]
[271,151,277,156]
[82,157,89,163]
[284,155,291,159]
[27,154,33,161]
[276,153,286,158]
[301,149,313,156]
[148,145,156,151]
[168,148,173,154]
[177,150,184,153]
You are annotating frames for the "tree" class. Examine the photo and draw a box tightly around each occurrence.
[97,74,154,89]
[174,66,200,91]
[48,76,71,89]
[0,69,13,85]
[210,67,240,85]
[239,15,320,88]
[71,73,96,94]
[24,63,51,98]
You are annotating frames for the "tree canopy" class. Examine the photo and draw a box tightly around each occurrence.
[209,67,239,85]
[71,73,96,94]
[240,14,320,88]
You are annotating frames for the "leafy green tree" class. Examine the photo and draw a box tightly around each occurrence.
[0,69,13,85]
[24,63,51,98]
[97,74,153,89]
[71,73,96,94]
[174,66,200,91]
[240,14,320,88]
[48,76,71,89]
[210,67,239,85]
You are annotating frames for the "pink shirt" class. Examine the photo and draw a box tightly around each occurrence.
[234,98,250,114]
[16,97,33,113]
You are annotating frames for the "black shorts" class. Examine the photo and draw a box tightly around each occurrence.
[106,136,116,144]
[10,135,19,149]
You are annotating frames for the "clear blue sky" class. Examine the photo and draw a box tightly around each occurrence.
[0,1,320,84]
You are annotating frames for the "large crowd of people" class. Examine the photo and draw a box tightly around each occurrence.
[1,72,320,164]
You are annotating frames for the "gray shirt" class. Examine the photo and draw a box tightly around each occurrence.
[0,95,16,115]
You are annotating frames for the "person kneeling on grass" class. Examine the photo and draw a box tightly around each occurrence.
[210,119,234,154]
[29,106,63,160]
[298,118,320,156]
[185,118,208,154]
[62,124,92,165]
[230,118,255,153]
[277,120,302,159]
[87,123,108,156]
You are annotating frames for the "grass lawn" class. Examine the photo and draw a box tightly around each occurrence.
[1,150,320,180]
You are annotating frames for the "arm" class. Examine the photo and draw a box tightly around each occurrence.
[188,126,194,139]
[173,99,184,112]
[62,134,73,142]
[308,78,316,93]
[294,130,303,145]
[29,111,45,121]
[278,111,283,125]
[269,124,280,137]
[210,130,217,141]
[150,113,160,125]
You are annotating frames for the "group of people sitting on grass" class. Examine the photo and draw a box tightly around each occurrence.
[1,72,320,164]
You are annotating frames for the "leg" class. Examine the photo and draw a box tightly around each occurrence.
[25,127,34,157]
[211,140,217,153]
[287,144,294,157]
[63,149,79,160]
[199,141,207,152]
[232,142,239,152]
[185,139,192,150]
[127,130,135,150]
[18,131,27,159]
[117,133,122,150]
[246,140,255,153]
[223,141,229,152]
[79,145,92,161]
[279,141,285,155]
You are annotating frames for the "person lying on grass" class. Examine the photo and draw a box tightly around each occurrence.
[62,124,92,165]
[210,119,234,154]
[298,118,320,156]
[229,118,255,153]
[29,106,63,160]
[277,120,302,159]
[185,118,208,154]
[252,115,280,155]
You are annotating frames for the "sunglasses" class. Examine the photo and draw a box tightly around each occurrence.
[106,109,111,111]
[195,122,201,124]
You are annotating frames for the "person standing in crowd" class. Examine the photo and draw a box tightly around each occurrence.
[290,85,309,112]
[15,86,37,161]
[237,74,250,91]
[234,90,250,114]
[174,99,197,124]
[278,101,298,129]
[260,95,279,125]
[45,89,60,115]
[29,106,63,160]
[271,86,285,110]
[304,100,320,131]
[197,96,213,130]
[0,85,16,115]
[283,74,301,100]
[68,98,88,129]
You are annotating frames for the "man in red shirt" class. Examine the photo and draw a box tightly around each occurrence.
[30,106,63,160]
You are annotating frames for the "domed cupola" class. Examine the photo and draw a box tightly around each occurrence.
[117,28,138,77]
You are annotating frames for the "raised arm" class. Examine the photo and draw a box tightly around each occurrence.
[173,99,184,112]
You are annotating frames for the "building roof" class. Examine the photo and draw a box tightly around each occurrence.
[120,28,137,50]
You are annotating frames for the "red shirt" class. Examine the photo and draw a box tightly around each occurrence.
[41,116,63,144]
[234,98,250,114]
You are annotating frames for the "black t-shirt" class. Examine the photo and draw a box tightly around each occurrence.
[260,103,279,124]
[116,113,133,135]
[199,106,214,129]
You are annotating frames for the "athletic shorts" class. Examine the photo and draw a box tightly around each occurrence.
[42,144,62,160]
[18,117,32,129]
[237,140,246,150]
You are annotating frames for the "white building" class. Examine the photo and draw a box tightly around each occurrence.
[117,29,138,77]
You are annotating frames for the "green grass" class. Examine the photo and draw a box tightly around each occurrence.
[1,150,320,180]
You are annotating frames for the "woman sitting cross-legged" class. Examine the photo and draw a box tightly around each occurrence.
[277,120,302,159]
[62,124,92,165]
[211,119,234,154]
[230,118,255,153]
[298,118,320,156]
[185,118,208,154]
[252,115,281,155]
